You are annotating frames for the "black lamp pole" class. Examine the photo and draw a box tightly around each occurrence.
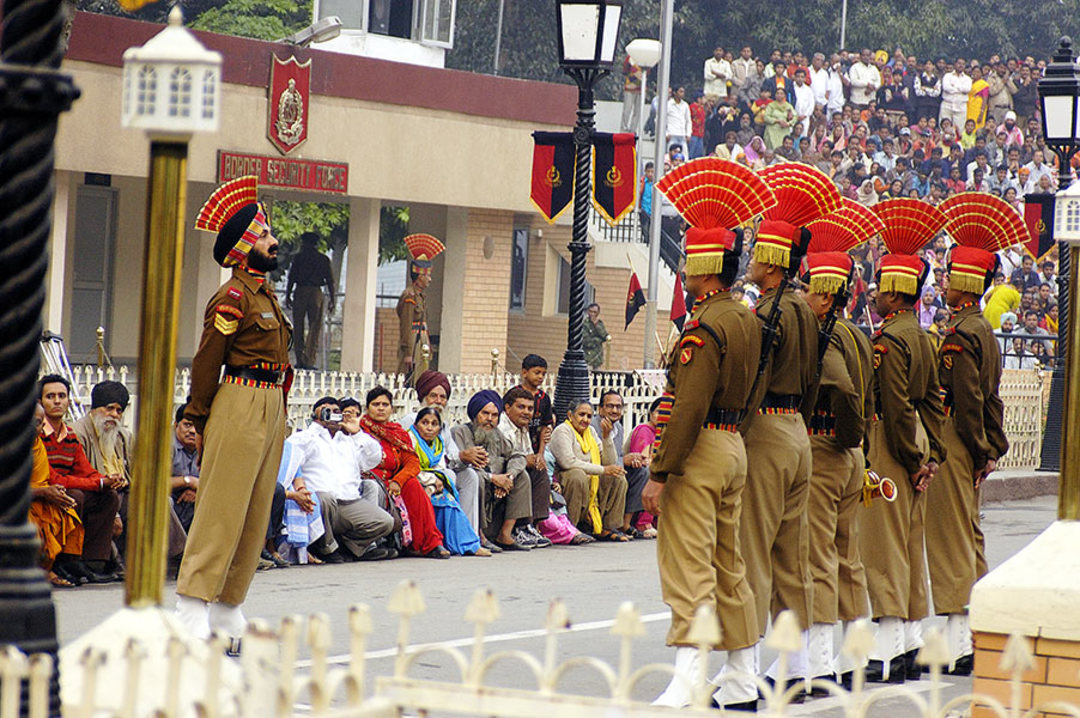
[0,0,80,714]
[552,64,607,420]
[1038,37,1079,473]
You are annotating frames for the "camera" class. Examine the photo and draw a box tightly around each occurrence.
[319,407,343,423]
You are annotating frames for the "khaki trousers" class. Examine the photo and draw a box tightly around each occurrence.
[740,413,813,632]
[808,438,870,624]
[177,383,285,605]
[859,418,929,621]
[560,468,627,532]
[292,285,323,368]
[925,419,982,615]
[657,428,757,650]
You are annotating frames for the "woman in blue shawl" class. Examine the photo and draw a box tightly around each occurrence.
[409,407,489,556]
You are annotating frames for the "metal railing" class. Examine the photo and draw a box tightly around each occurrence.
[994,330,1059,369]
[11,582,1078,717]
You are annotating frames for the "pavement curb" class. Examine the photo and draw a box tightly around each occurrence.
[981,471,1059,503]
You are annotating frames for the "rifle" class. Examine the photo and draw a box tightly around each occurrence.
[813,283,849,383]
[740,276,788,423]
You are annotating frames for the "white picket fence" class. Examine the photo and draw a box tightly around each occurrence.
[62,365,1047,470]
[2,582,1075,718]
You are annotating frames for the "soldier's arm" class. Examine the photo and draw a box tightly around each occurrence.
[918,353,948,466]
[876,336,923,475]
[798,301,821,425]
[824,345,864,448]
[942,334,991,468]
[651,329,722,482]
[185,290,244,434]
[983,337,1010,460]
[397,295,414,353]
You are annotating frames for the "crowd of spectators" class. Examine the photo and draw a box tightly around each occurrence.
[631,43,1068,365]
[29,356,663,586]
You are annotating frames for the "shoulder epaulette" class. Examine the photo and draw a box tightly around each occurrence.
[683,319,700,331]
[227,287,243,301]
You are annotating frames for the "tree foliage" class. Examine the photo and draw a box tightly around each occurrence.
[74,0,313,41]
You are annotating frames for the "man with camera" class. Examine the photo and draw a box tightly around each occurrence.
[287,396,397,562]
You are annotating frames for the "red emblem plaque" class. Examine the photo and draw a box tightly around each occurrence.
[268,55,311,155]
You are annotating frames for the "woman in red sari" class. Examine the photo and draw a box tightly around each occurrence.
[360,387,450,558]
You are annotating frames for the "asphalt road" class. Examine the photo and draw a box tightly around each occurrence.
[52,494,1059,714]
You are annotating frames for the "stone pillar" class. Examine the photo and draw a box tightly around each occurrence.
[340,196,380,373]
[45,169,74,334]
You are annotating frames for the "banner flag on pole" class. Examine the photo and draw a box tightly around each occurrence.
[625,271,646,329]
[670,271,687,331]
[592,132,637,226]
[530,131,575,223]
[1023,194,1056,261]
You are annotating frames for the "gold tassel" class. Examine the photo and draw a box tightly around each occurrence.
[685,254,727,276]
[753,243,790,267]
[948,272,985,295]
[809,275,847,295]
[880,274,918,295]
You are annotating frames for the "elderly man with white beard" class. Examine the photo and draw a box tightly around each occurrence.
[74,381,188,565]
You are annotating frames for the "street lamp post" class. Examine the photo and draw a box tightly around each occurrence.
[120,6,222,606]
[551,0,623,419]
[0,0,80,712]
[1036,37,1080,480]
[1036,37,1080,514]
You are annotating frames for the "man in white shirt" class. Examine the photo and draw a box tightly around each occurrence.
[791,68,815,135]
[848,48,881,109]
[940,58,972,130]
[731,45,758,98]
[809,53,829,109]
[289,397,395,562]
[1023,150,1055,189]
[497,386,553,548]
[703,47,731,101]
[826,54,846,117]
[666,85,692,151]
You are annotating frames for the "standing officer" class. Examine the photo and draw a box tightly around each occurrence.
[927,193,1015,675]
[176,176,292,645]
[798,198,883,688]
[740,164,840,685]
[286,231,334,370]
[860,198,948,683]
[644,158,775,711]
[397,233,445,381]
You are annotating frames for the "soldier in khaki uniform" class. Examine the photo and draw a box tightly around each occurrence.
[926,193,1016,675]
[797,199,883,686]
[860,199,948,683]
[645,158,774,711]
[741,217,818,685]
[396,233,445,381]
[176,176,292,643]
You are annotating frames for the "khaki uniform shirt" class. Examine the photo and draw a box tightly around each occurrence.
[872,309,948,475]
[652,291,761,482]
[746,286,820,426]
[396,285,426,360]
[813,318,874,450]
[185,268,291,432]
[938,303,1009,468]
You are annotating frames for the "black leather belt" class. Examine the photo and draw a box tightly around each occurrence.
[224,366,283,384]
[761,393,801,410]
[704,407,742,426]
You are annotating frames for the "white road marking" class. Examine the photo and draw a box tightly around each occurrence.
[295,610,672,668]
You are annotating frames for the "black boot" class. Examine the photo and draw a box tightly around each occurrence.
[759,676,805,704]
[947,653,974,676]
[903,648,926,679]
[865,656,906,684]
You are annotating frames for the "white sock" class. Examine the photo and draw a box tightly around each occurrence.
[870,617,904,679]
[764,630,809,681]
[959,613,973,657]
[836,620,867,674]
[208,602,247,639]
[808,623,835,679]
[903,619,924,653]
[944,613,971,668]
[175,595,210,640]
[652,646,701,707]
[712,643,759,706]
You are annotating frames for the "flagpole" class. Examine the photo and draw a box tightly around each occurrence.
[642,0,674,369]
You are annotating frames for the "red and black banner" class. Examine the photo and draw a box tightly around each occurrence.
[1024,194,1056,261]
[625,271,646,329]
[530,131,576,223]
[670,271,687,331]
[592,132,637,226]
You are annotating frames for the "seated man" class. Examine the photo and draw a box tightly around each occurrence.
[38,375,121,582]
[592,390,651,538]
[30,401,85,588]
[73,381,187,564]
[170,402,200,532]
[498,386,553,548]
[399,370,484,541]
[288,396,396,562]
[451,390,533,551]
